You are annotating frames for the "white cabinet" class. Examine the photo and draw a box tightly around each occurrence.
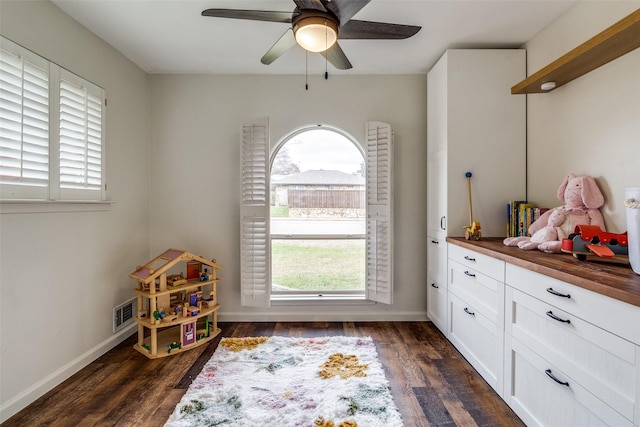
[504,264,640,427]
[426,49,526,239]
[447,244,505,395]
[426,49,526,335]
[427,235,447,333]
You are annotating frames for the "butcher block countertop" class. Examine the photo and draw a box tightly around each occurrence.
[447,237,640,308]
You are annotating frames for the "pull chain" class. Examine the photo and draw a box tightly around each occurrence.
[325,21,328,80]
[305,50,309,90]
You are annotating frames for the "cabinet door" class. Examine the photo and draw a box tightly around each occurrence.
[506,287,636,420]
[505,338,632,427]
[427,275,447,334]
[427,235,447,285]
[427,152,447,236]
[448,293,503,395]
[427,52,447,156]
[448,260,503,326]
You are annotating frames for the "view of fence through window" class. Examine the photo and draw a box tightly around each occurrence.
[270,128,366,294]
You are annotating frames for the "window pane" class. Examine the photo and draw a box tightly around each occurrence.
[270,128,366,296]
[271,239,365,292]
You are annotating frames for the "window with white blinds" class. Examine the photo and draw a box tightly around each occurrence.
[0,36,105,202]
[239,119,393,306]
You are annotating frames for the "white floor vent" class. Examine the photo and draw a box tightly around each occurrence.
[113,297,137,333]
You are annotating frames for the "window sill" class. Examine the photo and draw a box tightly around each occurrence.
[0,200,113,214]
[271,293,375,306]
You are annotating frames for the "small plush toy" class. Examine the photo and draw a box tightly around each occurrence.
[504,174,606,253]
[514,208,567,251]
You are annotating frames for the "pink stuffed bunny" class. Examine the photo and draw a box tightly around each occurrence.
[504,174,606,253]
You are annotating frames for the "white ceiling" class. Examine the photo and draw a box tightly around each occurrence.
[51,0,578,75]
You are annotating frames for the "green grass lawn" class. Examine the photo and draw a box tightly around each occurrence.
[270,206,290,217]
[271,239,365,291]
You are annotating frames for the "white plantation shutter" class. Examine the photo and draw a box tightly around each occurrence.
[240,117,271,307]
[0,36,106,202]
[365,121,394,304]
[0,39,50,199]
[58,70,104,200]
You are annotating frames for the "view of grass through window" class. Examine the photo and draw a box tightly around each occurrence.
[271,128,365,294]
[271,240,365,291]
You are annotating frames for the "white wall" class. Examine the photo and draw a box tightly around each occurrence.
[0,1,150,421]
[525,1,640,232]
[148,74,429,321]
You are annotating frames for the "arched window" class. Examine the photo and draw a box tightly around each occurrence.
[240,119,393,306]
[271,128,365,297]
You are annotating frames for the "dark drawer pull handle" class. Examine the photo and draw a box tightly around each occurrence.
[547,288,571,298]
[431,239,439,244]
[431,283,439,289]
[464,307,475,316]
[464,256,476,262]
[464,271,476,277]
[546,310,571,324]
[545,369,569,387]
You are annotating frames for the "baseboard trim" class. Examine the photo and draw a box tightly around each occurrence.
[0,323,137,423]
[217,311,429,322]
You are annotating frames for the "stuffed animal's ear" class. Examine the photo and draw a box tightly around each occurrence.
[581,176,605,208]
[556,174,575,201]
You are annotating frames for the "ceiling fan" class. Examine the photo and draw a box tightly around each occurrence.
[202,0,421,70]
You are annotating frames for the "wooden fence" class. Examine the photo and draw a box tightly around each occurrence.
[287,189,365,209]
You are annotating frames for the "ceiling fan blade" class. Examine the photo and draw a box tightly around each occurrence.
[261,29,297,65]
[338,20,421,39]
[325,0,370,25]
[321,42,352,70]
[202,9,294,23]
[293,0,326,12]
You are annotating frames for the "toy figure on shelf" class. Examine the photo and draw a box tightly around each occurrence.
[504,174,606,253]
[463,172,482,240]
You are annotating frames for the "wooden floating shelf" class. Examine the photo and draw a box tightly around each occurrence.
[512,8,640,94]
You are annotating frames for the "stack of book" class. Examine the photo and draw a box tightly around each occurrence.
[506,201,548,237]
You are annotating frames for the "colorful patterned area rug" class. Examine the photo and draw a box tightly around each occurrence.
[164,336,403,427]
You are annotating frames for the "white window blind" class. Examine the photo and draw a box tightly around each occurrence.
[0,36,106,202]
[240,117,271,307]
[0,38,50,199]
[365,121,394,305]
[58,70,104,199]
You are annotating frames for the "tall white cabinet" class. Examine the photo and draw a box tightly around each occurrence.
[426,50,526,339]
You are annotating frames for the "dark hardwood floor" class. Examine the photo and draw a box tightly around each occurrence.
[1,322,524,427]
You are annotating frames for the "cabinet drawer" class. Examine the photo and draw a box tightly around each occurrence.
[506,338,632,427]
[507,287,636,420]
[448,244,504,281]
[449,259,503,325]
[448,292,503,395]
[506,264,640,344]
[427,275,447,335]
[427,235,447,286]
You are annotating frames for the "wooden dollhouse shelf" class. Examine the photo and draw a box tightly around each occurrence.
[133,278,220,298]
[134,325,222,359]
[135,304,220,329]
[511,8,640,94]
[129,249,223,359]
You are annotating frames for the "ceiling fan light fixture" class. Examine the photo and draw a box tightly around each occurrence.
[294,16,338,53]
